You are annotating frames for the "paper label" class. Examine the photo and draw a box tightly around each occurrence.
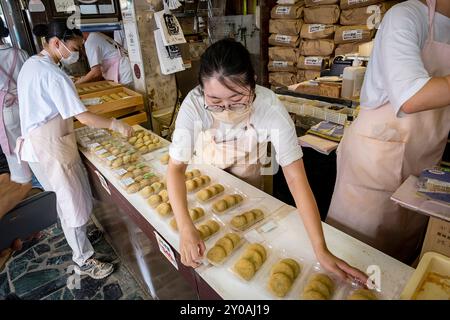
[122,177,135,187]
[95,170,111,195]
[348,0,368,4]
[275,35,292,43]
[259,221,278,233]
[88,142,101,149]
[309,24,325,33]
[114,168,128,176]
[304,57,323,66]
[106,155,117,161]
[276,6,291,15]
[273,61,289,67]
[154,231,178,270]
[343,30,363,41]
[95,149,108,155]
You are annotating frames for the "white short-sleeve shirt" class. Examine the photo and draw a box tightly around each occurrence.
[0,44,29,108]
[17,53,87,161]
[169,85,303,167]
[360,0,450,116]
[84,32,133,85]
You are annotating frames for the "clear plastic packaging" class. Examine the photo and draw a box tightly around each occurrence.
[205,230,246,267]
[256,250,312,300]
[185,175,212,193]
[221,203,270,233]
[210,192,248,215]
[227,242,272,283]
[194,217,224,242]
[297,263,345,300]
[195,183,228,203]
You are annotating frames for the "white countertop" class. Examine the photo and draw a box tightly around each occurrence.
[79,126,414,300]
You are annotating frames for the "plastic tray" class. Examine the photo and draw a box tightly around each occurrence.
[400,252,450,300]
[204,230,246,267]
[297,263,346,300]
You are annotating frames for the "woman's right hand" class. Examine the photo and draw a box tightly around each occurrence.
[179,223,206,268]
[109,118,134,137]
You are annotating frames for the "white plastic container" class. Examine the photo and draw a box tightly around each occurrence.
[341,58,366,100]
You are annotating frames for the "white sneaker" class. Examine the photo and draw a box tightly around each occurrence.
[74,258,114,280]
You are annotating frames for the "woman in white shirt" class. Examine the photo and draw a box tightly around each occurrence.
[327,0,450,264]
[0,18,32,184]
[167,39,368,284]
[76,32,133,87]
[17,22,133,279]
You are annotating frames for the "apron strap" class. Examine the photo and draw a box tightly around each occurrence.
[426,0,437,41]
[0,48,19,92]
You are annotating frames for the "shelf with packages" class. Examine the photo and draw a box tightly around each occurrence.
[75,85,147,129]
[77,125,414,300]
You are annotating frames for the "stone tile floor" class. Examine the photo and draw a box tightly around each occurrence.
[0,222,149,300]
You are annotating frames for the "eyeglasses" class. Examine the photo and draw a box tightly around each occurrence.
[204,92,255,113]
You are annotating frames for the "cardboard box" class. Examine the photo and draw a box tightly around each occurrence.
[269,19,303,35]
[268,60,297,72]
[300,23,337,39]
[319,82,341,98]
[269,34,301,47]
[340,0,384,10]
[334,25,375,44]
[269,47,299,62]
[304,5,341,24]
[420,217,450,259]
[340,1,398,26]
[300,39,335,56]
[271,4,304,19]
[305,0,339,6]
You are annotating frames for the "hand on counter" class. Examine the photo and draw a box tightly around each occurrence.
[110,118,134,138]
[316,247,369,286]
[179,224,206,268]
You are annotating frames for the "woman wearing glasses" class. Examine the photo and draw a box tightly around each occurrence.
[167,39,368,284]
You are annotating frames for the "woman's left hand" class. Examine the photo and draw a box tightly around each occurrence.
[316,247,369,286]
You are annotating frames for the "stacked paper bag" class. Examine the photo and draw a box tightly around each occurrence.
[268,1,305,88]
[298,0,340,82]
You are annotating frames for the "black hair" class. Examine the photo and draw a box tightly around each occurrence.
[0,17,9,38]
[199,38,256,93]
[33,21,82,42]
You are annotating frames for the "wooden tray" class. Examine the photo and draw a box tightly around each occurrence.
[75,80,123,95]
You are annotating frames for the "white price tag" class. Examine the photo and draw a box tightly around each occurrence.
[95,149,108,155]
[114,168,128,176]
[309,24,325,33]
[276,6,291,15]
[273,61,289,67]
[343,29,363,41]
[122,177,135,187]
[106,155,117,161]
[275,35,292,44]
[244,229,265,243]
[154,231,178,270]
[259,221,278,233]
[348,0,367,5]
[304,57,323,66]
[88,142,101,149]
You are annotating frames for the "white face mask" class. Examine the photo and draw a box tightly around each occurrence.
[57,41,79,65]
[211,105,252,125]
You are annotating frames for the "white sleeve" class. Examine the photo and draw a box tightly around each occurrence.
[50,75,87,119]
[377,6,431,116]
[85,37,102,68]
[169,94,202,163]
[266,96,303,167]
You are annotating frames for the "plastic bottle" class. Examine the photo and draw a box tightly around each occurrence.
[341,57,366,100]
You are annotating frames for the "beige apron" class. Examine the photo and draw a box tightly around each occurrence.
[327,0,450,263]
[18,115,93,228]
[192,115,268,189]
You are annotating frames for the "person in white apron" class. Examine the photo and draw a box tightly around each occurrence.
[167,39,368,284]
[17,22,133,279]
[0,18,32,184]
[327,0,450,264]
[76,32,133,87]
